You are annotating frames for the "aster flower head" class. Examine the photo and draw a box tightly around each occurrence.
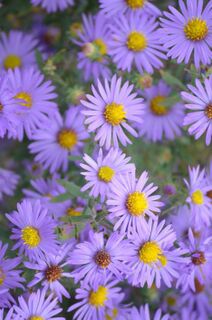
[0,309,18,320]
[181,75,212,146]
[107,170,163,235]
[25,242,74,302]
[160,0,212,69]
[6,199,58,260]
[139,80,184,142]
[81,75,144,149]
[184,166,212,227]
[0,290,15,309]
[69,230,133,285]
[126,218,187,288]
[74,13,111,81]
[31,0,74,12]
[99,0,161,17]
[0,31,38,71]
[80,148,135,202]
[0,168,19,201]
[68,277,124,320]
[109,12,166,74]
[7,67,58,140]
[130,304,169,320]
[14,289,65,319]
[29,107,89,173]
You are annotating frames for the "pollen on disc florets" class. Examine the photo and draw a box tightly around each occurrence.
[184,18,208,41]
[192,251,206,265]
[126,0,145,9]
[191,189,204,205]
[104,102,126,126]
[139,241,167,266]
[150,96,168,116]
[94,250,111,268]
[4,54,22,70]
[126,191,148,216]
[30,317,44,320]
[58,129,78,150]
[45,265,62,282]
[15,92,32,108]
[127,31,147,52]
[205,104,212,119]
[21,226,41,248]
[98,166,115,183]
[89,286,108,307]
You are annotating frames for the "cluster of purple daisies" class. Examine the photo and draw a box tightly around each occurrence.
[0,0,211,319]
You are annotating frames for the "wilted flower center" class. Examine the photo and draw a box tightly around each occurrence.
[83,38,107,61]
[192,251,206,265]
[94,250,111,268]
[150,96,168,115]
[15,92,32,108]
[21,226,41,248]
[30,317,44,320]
[166,296,176,307]
[3,54,22,69]
[127,31,147,52]
[194,277,205,293]
[67,207,82,216]
[0,268,5,285]
[206,190,212,199]
[106,308,118,320]
[126,191,148,216]
[45,265,62,282]
[58,129,78,150]
[191,189,204,205]
[126,0,145,9]
[98,166,115,182]
[0,102,3,111]
[139,241,167,265]
[184,18,208,41]
[205,104,212,119]
[104,103,126,126]
[89,286,108,307]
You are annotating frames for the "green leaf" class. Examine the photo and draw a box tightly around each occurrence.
[58,180,89,199]
[51,193,71,203]
[69,155,82,161]
[160,70,186,90]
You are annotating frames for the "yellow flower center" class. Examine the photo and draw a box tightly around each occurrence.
[89,286,108,307]
[58,129,78,150]
[67,208,82,217]
[3,54,22,69]
[166,296,176,307]
[21,226,41,248]
[126,191,148,216]
[15,92,32,108]
[93,38,107,56]
[98,166,115,183]
[0,268,5,285]
[127,31,147,52]
[205,104,212,119]
[139,241,167,266]
[106,309,118,320]
[191,190,204,205]
[104,103,126,126]
[184,18,208,41]
[150,96,168,115]
[126,0,145,9]
[30,317,44,320]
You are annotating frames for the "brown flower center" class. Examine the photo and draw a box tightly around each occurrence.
[45,265,62,282]
[194,277,205,293]
[206,190,212,199]
[94,250,111,268]
[191,251,206,265]
[205,104,212,119]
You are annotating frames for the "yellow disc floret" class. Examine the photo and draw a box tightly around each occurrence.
[104,103,126,126]
[58,129,78,150]
[15,92,32,108]
[3,54,22,70]
[106,309,118,320]
[127,31,147,52]
[30,317,44,320]
[139,241,166,266]
[93,38,107,56]
[126,0,145,9]
[0,268,5,285]
[184,18,208,41]
[150,96,168,116]
[191,189,204,205]
[67,208,82,217]
[98,166,115,183]
[126,191,148,216]
[89,286,108,307]
[21,226,40,248]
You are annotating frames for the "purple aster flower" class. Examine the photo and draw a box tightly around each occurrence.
[181,75,212,146]
[74,13,111,81]
[126,218,187,288]
[177,229,212,292]
[0,290,15,309]
[25,242,73,302]
[105,303,131,320]
[80,148,135,202]
[174,308,199,320]
[69,230,132,285]
[7,67,58,140]
[0,31,38,70]
[29,107,89,173]
[160,0,212,69]
[81,75,144,149]
[0,168,19,200]
[107,170,163,235]
[130,304,169,320]
[22,159,43,176]
[184,166,212,227]
[0,308,17,320]
[99,0,161,17]
[138,80,184,142]
[14,288,65,319]
[31,0,74,12]
[6,199,58,260]
[68,277,124,320]
[54,197,87,220]
[109,12,166,74]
